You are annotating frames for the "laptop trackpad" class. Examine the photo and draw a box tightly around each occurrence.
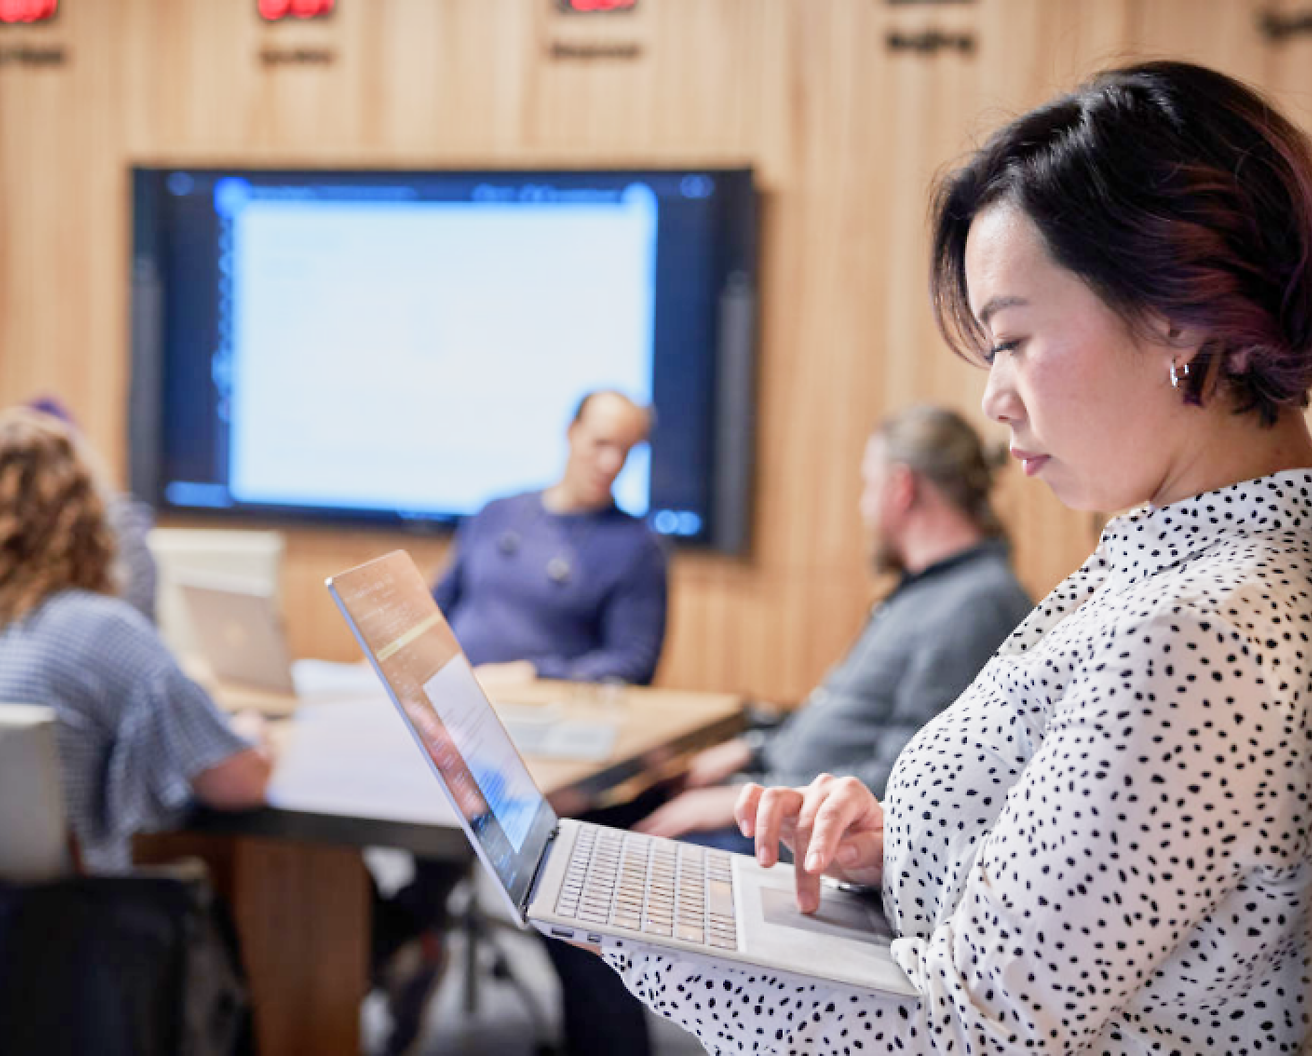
[758,885,893,942]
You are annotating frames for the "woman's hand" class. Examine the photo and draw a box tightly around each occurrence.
[734,774,884,914]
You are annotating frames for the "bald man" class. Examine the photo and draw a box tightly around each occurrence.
[433,389,668,686]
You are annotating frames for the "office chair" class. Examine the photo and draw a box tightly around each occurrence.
[375,861,560,1056]
[0,704,253,1056]
[450,867,560,1055]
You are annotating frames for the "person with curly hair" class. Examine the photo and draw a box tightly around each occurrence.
[23,393,159,624]
[0,407,271,872]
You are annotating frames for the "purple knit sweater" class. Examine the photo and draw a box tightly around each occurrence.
[432,490,668,684]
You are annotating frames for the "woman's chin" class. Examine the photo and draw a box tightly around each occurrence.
[1040,473,1104,513]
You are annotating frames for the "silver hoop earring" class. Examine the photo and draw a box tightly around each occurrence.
[1169,360,1191,389]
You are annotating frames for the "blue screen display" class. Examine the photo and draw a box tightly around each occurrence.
[130,167,757,551]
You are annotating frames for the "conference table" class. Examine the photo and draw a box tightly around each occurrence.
[137,662,745,1056]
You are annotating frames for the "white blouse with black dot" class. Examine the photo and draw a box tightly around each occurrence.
[606,471,1312,1054]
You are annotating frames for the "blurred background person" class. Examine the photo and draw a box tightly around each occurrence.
[433,388,668,687]
[24,394,158,625]
[636,404,1032,848]
[0,407,271,873]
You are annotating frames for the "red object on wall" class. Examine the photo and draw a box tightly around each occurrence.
[0,0,58,24]
[557,0,637,12]
[258,0,334,21]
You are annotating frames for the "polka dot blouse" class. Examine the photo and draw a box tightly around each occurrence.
[605,471,1312,1054]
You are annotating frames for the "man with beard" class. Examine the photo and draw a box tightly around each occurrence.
[634,404,1033,849]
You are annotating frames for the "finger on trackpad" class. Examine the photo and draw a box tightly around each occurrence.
[759,885,893,942]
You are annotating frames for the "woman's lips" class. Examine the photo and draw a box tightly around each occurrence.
[1011,448,1049,477]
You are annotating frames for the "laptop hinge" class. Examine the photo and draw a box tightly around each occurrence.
[521,822,561,917]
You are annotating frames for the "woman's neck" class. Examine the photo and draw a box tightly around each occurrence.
[1150,407,1312,507]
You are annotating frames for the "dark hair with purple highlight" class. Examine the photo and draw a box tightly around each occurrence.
[930,60,1312,425]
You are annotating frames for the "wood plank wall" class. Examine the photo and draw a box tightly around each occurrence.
[2,0,1311,702]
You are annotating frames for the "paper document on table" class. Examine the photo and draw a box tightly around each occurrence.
[267,698,456,825]
[290,658,392,698]
[498,710,618,761]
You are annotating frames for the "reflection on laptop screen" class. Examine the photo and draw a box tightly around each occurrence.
[327,550,557,909]
[422,658,538,853]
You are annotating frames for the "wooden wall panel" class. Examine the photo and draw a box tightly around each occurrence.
[0,4,129,447]
[1264,0,1312,120]
[2,0,1307,701]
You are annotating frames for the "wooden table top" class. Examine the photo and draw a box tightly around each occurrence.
[191,662,744,857]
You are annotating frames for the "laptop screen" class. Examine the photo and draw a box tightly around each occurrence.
[177,577,296,694]
[327,550,558,912]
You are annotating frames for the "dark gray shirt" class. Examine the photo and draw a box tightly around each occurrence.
[759,540,1031,797]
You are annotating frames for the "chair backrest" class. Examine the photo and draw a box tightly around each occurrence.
[0,704,72,882]
[0,713,254,1054]
[147,528,285,658]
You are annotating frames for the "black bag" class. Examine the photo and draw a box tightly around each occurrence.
[0,869,254,1056]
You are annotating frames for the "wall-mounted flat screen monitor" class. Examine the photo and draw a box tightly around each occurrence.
[129,166,757,552]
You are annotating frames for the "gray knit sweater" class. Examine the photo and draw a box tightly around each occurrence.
[759,540,1032,797]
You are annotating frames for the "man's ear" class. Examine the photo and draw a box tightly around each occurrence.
[887,463,917,513]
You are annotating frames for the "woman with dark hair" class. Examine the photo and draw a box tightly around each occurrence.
[0,408,272,872]
[594,61,1312,1053]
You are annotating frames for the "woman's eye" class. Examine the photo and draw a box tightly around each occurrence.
[984,340,1019,365]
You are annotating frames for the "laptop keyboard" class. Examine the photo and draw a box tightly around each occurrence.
[555,826,739,949]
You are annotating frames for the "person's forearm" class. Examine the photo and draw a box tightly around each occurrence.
[191,747,272,810]
[534,643,657,684]
[534,598,665,684]
[557,543,666,684]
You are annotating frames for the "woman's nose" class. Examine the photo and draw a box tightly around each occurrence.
[981,358,1020,424]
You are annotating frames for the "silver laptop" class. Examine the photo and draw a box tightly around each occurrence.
[327,550,916,996]
[178,575,297,695]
